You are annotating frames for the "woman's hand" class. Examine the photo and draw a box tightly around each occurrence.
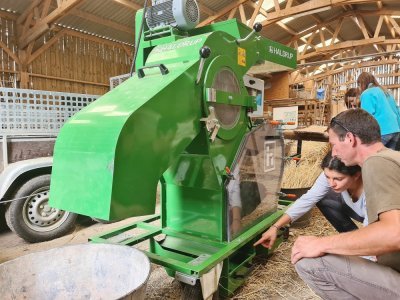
[253,226,279,249]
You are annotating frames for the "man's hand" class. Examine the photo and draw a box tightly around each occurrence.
[291,236,326,264]
[253,227,278,249]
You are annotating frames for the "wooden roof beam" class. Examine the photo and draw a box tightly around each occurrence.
[263,0,381,26]
[238,4,247,24]
[248,0,264,27]
[387,17,400,36]
[289,11,351,43]
[355,14,386,52]
[19,0,85,50]
[198,0,249,27]
[0,41,20,64]
[353,14,370,39]
[297,37,386,61]
[374,16,384,37]
[72,9,133,34]
[112,0,142,11]
[198,3,215,17]
[316,37,385,53]
[385,16,397,38]
[27,29,67,64]
[276,22,297,36]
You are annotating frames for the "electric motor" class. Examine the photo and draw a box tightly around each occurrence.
[145,0,200,31]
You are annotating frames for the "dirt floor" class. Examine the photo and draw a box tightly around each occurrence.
[0,208,333,299]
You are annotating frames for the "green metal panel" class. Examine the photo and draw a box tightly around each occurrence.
[50,60,203,220]
[51,11,297,295]
[89,205,287,276]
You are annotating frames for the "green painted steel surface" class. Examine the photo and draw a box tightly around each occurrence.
[90,205,286,276]
[50,17,295,221]
[51,13,296,296]
[50,59,203,219]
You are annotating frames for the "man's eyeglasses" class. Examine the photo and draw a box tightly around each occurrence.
[330,117,353,134]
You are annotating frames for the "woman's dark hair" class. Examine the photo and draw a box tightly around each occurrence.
[344,87,360,108]
[321,151,361,176]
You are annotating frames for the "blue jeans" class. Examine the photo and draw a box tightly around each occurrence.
[381,132,400,150]
[316,191,363,233]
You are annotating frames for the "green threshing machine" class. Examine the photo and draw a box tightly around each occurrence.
[49,0,296,298]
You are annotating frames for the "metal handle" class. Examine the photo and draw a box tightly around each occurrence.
[137,64,169,79]
[236,22,262,44]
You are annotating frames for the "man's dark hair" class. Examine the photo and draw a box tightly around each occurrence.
[321,151,361,176]
[328,108,381,144]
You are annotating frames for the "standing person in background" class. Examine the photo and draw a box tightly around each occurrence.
[357,71,400,150]
[344,87,360,109]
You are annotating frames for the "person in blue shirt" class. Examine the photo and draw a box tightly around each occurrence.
[254,151,366,250]
[357,71,400,150]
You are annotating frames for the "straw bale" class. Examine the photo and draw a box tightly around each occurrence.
[281,141,329,188]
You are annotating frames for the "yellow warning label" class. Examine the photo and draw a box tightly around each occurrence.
[238,47,246,66]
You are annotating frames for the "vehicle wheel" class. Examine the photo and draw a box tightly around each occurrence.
[5,175,77,243]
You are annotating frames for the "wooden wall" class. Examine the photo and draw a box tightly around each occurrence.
[264,71,290,100]
[0,14,132,95]
[0,16,18,88]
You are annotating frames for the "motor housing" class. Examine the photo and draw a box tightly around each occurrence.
[145,0,200,31]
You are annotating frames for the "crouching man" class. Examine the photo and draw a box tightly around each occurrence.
[292,108,400,299]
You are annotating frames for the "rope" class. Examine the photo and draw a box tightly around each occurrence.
[0,191,48,205]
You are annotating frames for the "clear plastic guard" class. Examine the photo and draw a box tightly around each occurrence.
[227,123,284,241]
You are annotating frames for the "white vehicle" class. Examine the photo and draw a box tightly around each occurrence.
[0,88,99,242]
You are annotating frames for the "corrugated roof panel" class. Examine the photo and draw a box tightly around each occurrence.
[0,0,29,14]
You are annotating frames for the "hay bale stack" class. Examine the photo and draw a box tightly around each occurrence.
[281,141,329,189]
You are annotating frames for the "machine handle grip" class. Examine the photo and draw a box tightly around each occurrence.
[137,64,169,78]
[277,192,297,199]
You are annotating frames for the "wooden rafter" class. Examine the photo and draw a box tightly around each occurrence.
[248,0,264,27]
[19,0,85,49]
[354,14,370,39]
[27,29,67,64]
[263,0,382,26]
[198,3,215,17]
[238,4,247,24]
[198,0,249,27]
[0,10,18,20]
[72,9,133,34]
[374,16,384,38]
[387,17,400,36]
[113,0,142,11]
[277,22,297,36]
[0,41,20,65]
[384,16,397,38]
[27,26,132,65]
[298,36,386,60]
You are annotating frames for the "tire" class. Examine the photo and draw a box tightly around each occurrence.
[5,175,77,243]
